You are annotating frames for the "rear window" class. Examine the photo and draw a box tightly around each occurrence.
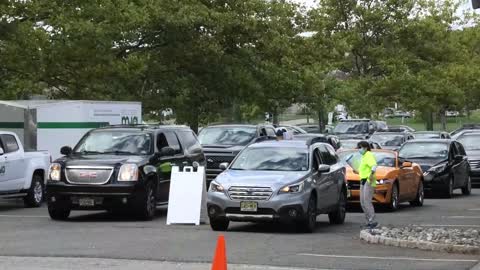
[0,135,19,153]
[399,142,448,159]
[198,126,257,146]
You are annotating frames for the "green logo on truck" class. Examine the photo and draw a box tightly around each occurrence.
[121,116,139,125]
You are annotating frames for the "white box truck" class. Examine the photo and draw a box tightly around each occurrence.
[0,100,142,160]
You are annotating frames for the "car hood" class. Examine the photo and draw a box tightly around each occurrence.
[346,166,397,181]
[215,170,309,190]
[202,144,245,154]
[56,154,148,167]
[405,158,446,172]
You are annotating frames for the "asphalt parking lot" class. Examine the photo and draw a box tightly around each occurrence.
[0,190,479,270]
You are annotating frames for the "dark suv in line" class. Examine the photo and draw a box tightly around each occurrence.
[46,125,206,221]
[198,124,276,184]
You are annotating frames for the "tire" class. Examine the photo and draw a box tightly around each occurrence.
[48,203,71,221]
[210,218,229,231]
[410,181,424,207]
[328,191,346,225]
[388,183,399,211]
[24,174,44,208]
[462,176,472,196]
[444,176,454,198]
[298,194,317,233]
[135,181,156,221]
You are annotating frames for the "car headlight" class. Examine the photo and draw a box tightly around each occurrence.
[209,181,224,193]
[279,181,305,194]
[48,163,62,181]
[428,164,446,174]
[118,164,139,181]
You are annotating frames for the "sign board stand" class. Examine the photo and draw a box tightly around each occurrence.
[166,166,208,226]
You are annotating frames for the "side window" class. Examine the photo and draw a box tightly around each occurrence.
[177,131,202,154]
[312,149,321,171]
[449,144,457,160]
[455,142,467,156]
[259,127,267,137]
[320,145,337,165]
[0,135,19,153]
[266,128,276,137]
[157,132,182,155]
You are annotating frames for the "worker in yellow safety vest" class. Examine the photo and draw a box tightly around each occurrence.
[354,141,378,229]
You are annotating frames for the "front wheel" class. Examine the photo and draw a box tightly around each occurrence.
[388,183,399,211]
[135,182,156,221]
[328,191,346,225]
[410,181,424,207]
[210,218,229,231]
[297,194,317,233]
[24,174,44,208]
[462,176,472,195]
[48,203,71,221]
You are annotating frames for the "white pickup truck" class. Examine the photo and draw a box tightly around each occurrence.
[0,131,50,207]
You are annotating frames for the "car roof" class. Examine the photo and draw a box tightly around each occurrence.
[249,140,310,149]
[406,139,451,144]
[414,131,441,134]
[203,124,261,128]
[294,134,327,138]
[372,132,407,135]
[96,125,191,132]
[339,119,370,122]
[457,131,480,136]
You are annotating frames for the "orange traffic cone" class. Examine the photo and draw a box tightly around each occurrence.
[211,234,227,270]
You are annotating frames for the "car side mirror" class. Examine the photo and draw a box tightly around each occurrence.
[318,164,330,173]
[219,162,229,171]
[160,146,175,157]
[60,146,72,156]
[401,161,412,168]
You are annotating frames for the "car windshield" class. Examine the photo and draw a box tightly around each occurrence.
[414,133,440,139]
[334,122,368,134]
[340,140,359,149]
[74,130,152,155]
[198,127,256,146]
[231,147,309,171]
[370,134,404,146]
[399,143,448,159]
[338,150,396,167]
[457,134,480,151]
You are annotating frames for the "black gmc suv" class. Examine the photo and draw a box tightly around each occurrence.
[46,125,206,221]
[197,124,276,183]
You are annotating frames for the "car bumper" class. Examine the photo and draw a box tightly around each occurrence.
[423,173,449,192]
[207,191,310,222]
[347,183,393,204]
[46,181,142,210]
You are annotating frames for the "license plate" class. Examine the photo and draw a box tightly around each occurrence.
[240,201,258,212]
[79,198,95,207]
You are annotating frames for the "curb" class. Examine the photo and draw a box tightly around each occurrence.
[360,230,480,255]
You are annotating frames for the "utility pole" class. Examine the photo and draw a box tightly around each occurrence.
[473,0,480,9]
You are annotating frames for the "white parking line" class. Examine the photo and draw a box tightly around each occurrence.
[0,215,48,218]
[416,224,480,228]
[444,216,480,219]
[297,253,478,263]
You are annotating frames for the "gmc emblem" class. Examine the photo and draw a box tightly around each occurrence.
[79,172,97,179]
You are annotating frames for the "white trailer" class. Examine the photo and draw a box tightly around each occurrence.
[0,100,142,159]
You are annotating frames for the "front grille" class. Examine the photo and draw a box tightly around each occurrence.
[469,160,480,169]
[347,181,360,190]
[65,166,114,185]
[228,186,273,201]
[205,154,236,180]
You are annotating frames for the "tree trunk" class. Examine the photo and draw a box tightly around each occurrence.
[425,111,434,131]
[272,107,279,126]
[318,109,325,133]
[440,109,447,131]
[189,112,199,134]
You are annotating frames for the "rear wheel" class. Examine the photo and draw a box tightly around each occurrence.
[24,174,44,208]
[328,191,346,224]
[298,194,317,233]
[410,181,424,207]
[388,183,399,211]
[210,218,229,231]
[461,176,472,195]
[48,202,71,221]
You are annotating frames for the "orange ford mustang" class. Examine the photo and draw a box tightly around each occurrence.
[337,150,424,211]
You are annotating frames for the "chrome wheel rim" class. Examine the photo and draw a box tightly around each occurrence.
[419,182,424,203]
[34,181,43,203]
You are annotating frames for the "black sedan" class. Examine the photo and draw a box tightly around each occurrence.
[414,131,451,139]
[456,131,480,187]
[398,139,471,198]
